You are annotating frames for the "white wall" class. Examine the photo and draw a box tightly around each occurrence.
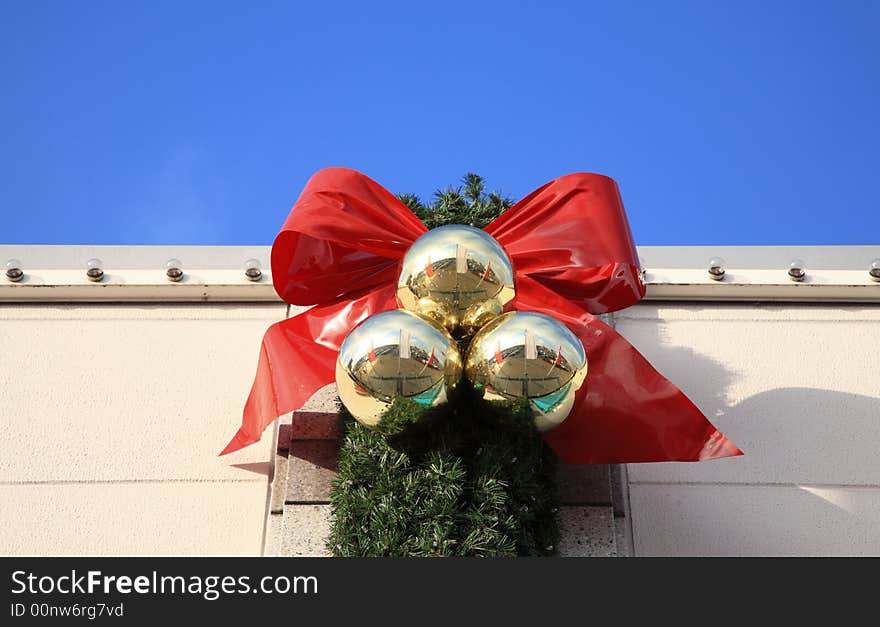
[617,303,880,556]
[0,303,283,556]
[1,245,878,557]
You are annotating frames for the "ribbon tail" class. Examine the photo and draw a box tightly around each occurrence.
[220,285,400,456]
[544,316,743,464]
[512,275,740,463]
[219,316,338,455]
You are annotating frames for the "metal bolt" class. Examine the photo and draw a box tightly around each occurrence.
[5,258,23,282]
[165,258,183,282]
[869,259,880,282]
[244,258,262,282]
[788,258,806,282]
[708,256,726,281]
[85,258,104,282]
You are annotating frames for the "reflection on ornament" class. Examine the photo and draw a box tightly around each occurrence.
[335,309,463,427]
[465,311,588,432]
[397,225,515,336]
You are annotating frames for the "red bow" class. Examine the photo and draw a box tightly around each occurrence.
[221,168,742,463]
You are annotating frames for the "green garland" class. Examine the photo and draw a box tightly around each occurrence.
[326,174,561,557]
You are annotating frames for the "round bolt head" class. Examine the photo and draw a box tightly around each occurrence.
[708,256,726,281]
[869,259,880,282]
[708,267,726,281]
[788,258,806,282]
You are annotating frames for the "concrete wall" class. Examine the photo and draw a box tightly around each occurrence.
[0,303,283,556]
[617,303,880,556]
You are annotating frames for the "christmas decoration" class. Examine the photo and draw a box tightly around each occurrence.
[465,311,587,432]
[396,224,515,337]
[335,309,462,427]
[220,168,744,557]
[221,167,742,465]
[327,177,560,556]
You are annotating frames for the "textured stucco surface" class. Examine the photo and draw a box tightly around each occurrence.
[0,483,271,556]
[617,303,880,556]
[0,303,285,555]
[3,297,876,557]
[629,484,880,556]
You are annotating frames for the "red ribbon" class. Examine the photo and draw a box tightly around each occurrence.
[221,168,742,463]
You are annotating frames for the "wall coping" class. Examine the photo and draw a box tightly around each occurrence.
[1,245,878,303]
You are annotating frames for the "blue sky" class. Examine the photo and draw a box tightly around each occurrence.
[1,1,877,246]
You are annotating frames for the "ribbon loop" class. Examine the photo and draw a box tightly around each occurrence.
[271,168,427,306]
[485,172,645,314]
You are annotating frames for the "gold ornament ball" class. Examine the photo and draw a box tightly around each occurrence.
[397,225,515,337]
[464,311,588,432]
[335,309,463,427]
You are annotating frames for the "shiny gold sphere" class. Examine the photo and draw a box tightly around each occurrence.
[464,311,588,432]
[335,309,463,427]
[397,225,515,337]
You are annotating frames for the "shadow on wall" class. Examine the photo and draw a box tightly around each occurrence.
[722,387,880,485]
[613,305,740,437]
[619,305,880,555]
[618,304,880,479]
[231,462,273,477]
